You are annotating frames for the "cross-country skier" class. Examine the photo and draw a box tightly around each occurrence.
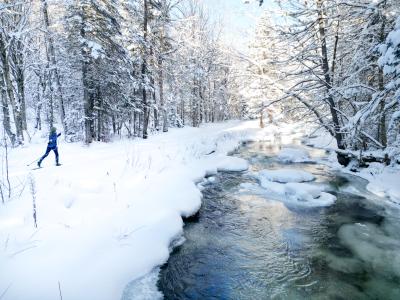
[38,127,61,167]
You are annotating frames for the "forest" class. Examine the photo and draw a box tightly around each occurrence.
[1,0,400,165]
[1,0,236,145]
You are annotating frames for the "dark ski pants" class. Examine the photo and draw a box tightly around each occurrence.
[39,146,59,165]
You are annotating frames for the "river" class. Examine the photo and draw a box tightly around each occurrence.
[157,139,400,299]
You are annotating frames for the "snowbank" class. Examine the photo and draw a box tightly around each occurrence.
[0,120,267,300]
[357,163,400,205]
[331,161,400,206]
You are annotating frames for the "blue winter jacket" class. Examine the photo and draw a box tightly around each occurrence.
[48,132,61,149]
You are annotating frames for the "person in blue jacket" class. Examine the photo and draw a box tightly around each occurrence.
[38,127,61,167]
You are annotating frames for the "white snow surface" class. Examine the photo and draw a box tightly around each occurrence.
[285,183,336,206]
[285,182,323,199]
[253,168,336,207]
[216,156,249,172]
[379,16,400,75]
[277,147,311,163]
[358,163,400,205]
[0,121,269,300]
[257,169,315,183]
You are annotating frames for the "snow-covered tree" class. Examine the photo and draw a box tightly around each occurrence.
[255,0,400,164]
[379,15,400,159]
[0,0,32,144]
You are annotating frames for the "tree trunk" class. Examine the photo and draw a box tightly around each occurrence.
[139,111,143,135]
[259,109,264,128]
[89,93,95,140]
[153,108,158,131]
[192,81,198,127]
[35,102,42,130]
[141,0,150,139]
[97,88,102,141]
[378,68,387,147]
[80,6,92,144]
[378,14,387,147]
[181,98,185,125]
[16,71,27,131]
[0,35,23,143]
[48,86,54,128]
[151,73,158,131]
[112,114,116,135]
[12,39,28,131]
[199,84,205,125]
[132,111,136,137]
[148,42,157,132]
[191,96,196,127]
[0,71,16,145]
[34,78,43,130]
[157,25,168,133]
[316,0,344,149]
[42,0,67,134]
[159,58,168,132]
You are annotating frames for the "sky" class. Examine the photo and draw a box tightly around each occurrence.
[200,0,269,51]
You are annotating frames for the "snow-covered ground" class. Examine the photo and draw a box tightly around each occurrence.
[1,121,399,300]
[0,121,275,300]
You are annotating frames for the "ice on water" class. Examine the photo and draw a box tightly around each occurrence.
[338,221,400,278]
[257,169,315,183]
[253,168,337,207]
[277,147,311,163]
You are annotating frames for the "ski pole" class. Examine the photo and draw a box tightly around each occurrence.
[26,157,40,166]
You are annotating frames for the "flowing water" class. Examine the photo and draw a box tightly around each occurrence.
[157,140,400,299]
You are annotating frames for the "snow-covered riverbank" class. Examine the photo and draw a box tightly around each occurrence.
[306,130,400,206]
[1,121,399,300]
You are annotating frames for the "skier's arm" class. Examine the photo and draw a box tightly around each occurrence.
[57,133,62,137]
